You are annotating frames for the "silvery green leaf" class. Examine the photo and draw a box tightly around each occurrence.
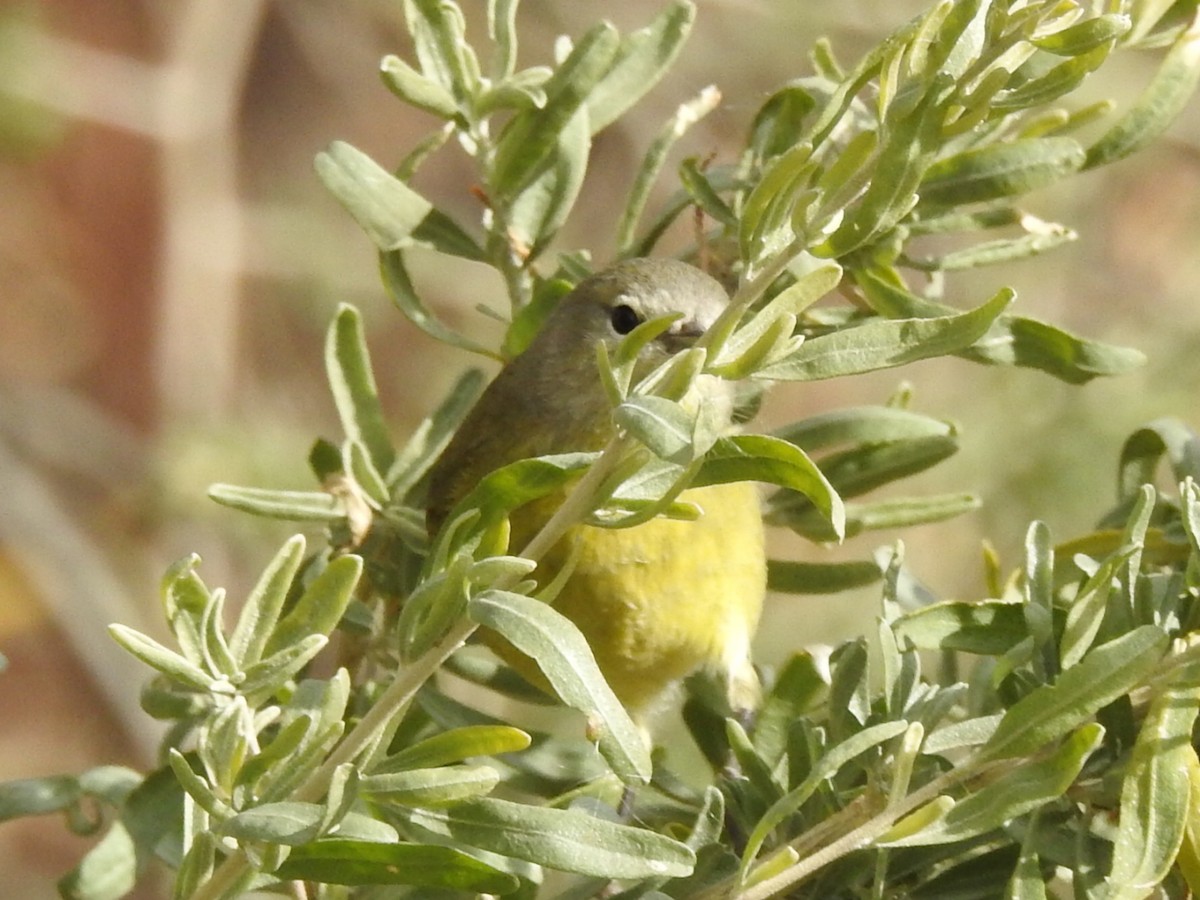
[326,304,395,476]
[262,555,361,659]
[756,288,1011,382]
[1107,658,1200,896]
[239,634,328,697]
[228,535,305,668]
[206,485,342,522]
[738,721,908,884]
[315,142,434,251]
[614,395,696,465]
[108,625,212,691]
[697,434,845,539]
[380,53,458,118]
[167,750,231,820]
[490,23,618,197]
[857,269,1145,383]
[469,589,651,783]
[923,714,1004,754]
[406,797,694,878]
[380,250,496,359]
[275,839,519,891]
[893,600,1028,656]
[1085,10,1200,169]
[403,0,477,102]
[586,1,695,132]
[57,821,137,900]
[219,801,325,846]
[981,626,1167,761]
[376,725,532,773]
[883,723,1103,846]
[506,105,589,256]
[363,764,500,808]
[767,559,882,594]
[919,138,1086,207]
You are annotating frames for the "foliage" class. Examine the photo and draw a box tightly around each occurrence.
[4,0,1200,897]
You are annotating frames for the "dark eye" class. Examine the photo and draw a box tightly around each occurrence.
[609,303,642,335]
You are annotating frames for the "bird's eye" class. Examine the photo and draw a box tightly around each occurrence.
[609,303,642,335]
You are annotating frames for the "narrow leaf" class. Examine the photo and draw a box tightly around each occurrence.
[275,839,519,891]
[884,723,1103,846]
[262,555,362,659]
[469,590,652,784]
[228,535,306,668]
[981,626,1167,761]
[1107,660,1200,896]
[756,288,1012,382]
[206,485,341,522]
[326,305,395,475]
[315,142,434,251]
[406,797,694,878]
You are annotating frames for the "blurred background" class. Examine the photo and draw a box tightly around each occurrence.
[1,1,1197,894]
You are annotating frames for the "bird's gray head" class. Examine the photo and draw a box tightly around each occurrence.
[538,258,730,364]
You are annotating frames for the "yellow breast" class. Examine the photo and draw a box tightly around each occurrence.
[499,480,766,713]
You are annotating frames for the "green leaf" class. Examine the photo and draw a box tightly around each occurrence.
[491,23,618,197]
[379,249,496,358]
[363,764,500,808]
[442,452,597,542]
[108,625,212,691]
[615,395,697,465]
[58,822,137,900]
[753,652,829,767]
[206,484,342,521]
[0,775,79,820]
[884,723,1104,846]
[262,554,362,659]
[219,801,325,845]
[756,288,1012,381]
[326,304,395,476]
[505,104,589,257]
[893,600,1029,656]
[857,269,1145,383]
[1033,13,1130,55]
[1117,418,1200,500]
[468,590,652,784]
[377,726,532,773]
[777,405,954,451]
[403,0,477,102]
[315,142,435,251]
[586,0,695,132]
[919,138,1086,207]
[1085,10,1200,169]
[980,625,1167,761]
[739,721,908,883]
[239,634,328,697]
[767,559,882,594]
[380,53,458,118]
[1059,548,1135,669]
[697,434,845,539]
[1107,659,1200,897]
[275,839,520,891]
[406,797,695,878]
[228,535,306,668]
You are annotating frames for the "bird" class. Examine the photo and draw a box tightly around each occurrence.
[425,257,766,719]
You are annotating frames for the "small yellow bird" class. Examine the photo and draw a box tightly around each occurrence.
[426,258,765,718]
